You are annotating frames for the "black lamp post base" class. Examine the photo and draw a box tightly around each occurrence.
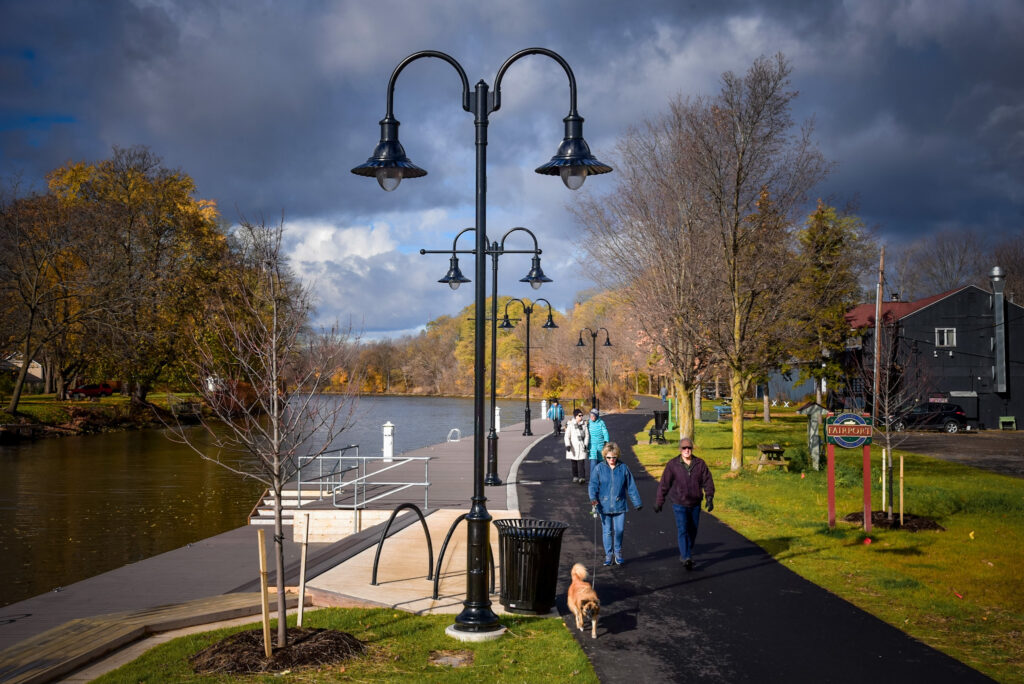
[485,431,502,486]
[447,622,506,641]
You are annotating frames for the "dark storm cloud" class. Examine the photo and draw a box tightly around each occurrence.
[2,0,1023,332]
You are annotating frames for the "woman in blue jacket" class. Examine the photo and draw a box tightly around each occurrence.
[587,408,610,465]
[589,442,643,566]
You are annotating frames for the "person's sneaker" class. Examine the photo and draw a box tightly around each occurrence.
[603,558,612,567]
[572,477,580,484]
[615,557,624,566]
[685,558,694,571]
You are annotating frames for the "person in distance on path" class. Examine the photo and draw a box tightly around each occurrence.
[564,408,590,484]
[654,436,715,570]
[589,442,642,566]
[587,408,609,470]
[547,398,565,435]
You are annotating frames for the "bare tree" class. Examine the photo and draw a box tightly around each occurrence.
[168,217,359,647]
[842,315,934,522]
[574,99,717,438]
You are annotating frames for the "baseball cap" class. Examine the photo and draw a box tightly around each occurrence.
[590,408,600,417]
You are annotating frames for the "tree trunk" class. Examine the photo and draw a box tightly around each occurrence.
[6,337,40,414]
[676,374,695,439]
[273,482,288,647]
[730,372,745,471]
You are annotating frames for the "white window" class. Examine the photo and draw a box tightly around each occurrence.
[935,328,956,348]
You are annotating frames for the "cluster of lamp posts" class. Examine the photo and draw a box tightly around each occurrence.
[352,48,611,637]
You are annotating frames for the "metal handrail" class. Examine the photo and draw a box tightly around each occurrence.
[332,456,430,506]
[296,445,360,504]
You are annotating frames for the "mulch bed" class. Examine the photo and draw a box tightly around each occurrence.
[190,628,366,674]
[842,511,945,531]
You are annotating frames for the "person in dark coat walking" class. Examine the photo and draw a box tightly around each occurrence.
[654,436,715,570]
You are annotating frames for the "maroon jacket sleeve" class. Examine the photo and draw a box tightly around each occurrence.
[656,459,675,508]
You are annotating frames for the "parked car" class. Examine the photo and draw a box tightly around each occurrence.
[889,403,970,433]
[70,382,114,399]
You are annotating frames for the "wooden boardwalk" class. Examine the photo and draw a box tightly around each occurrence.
[0,593,300,684]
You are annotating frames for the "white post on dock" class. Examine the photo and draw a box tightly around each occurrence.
[495,406,501,433]
[383,421,395,462]
[540,399,548,424]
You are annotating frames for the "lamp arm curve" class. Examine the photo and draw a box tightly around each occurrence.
[386,50,472,116]
[491,47,578,115]
[499,226,542,252]
[503,297,527,318]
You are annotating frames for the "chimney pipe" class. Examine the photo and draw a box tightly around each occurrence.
[990,266,1007,393]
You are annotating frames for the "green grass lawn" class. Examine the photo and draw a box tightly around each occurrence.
[93,609,597,683]
[633,406,1024,683]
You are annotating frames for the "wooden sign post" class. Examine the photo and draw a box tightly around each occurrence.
[825,413,874,532]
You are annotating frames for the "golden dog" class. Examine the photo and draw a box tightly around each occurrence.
[568,562,600,639]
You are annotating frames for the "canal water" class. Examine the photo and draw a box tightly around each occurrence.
[0,395,534,607]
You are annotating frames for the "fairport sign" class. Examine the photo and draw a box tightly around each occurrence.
[826,413,873,448]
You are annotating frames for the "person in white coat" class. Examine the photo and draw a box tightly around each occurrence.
[564,408,591,484]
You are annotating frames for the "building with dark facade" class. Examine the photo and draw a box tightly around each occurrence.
[842,267,1022,430]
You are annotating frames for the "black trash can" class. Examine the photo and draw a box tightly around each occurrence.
[494,518,569,614]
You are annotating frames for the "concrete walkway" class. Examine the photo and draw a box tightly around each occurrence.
[518,405,993,683]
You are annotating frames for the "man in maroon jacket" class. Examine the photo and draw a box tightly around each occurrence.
[654,437,716,570]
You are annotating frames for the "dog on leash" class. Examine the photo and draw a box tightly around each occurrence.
[568,562,600,639]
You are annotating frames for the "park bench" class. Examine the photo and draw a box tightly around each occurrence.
[756,443,789,472]
[714,405,732,421]
[999,416,1016,430]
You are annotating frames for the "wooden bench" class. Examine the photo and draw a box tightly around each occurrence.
[756,443,789,472]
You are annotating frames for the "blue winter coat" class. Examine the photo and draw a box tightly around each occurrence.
[588,418,610,460]
[589,460,642,514]
[547,404,564,421]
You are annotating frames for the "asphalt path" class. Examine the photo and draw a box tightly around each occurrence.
[516,411,992,683]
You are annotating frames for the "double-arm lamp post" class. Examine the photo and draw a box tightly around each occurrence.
[352,49,610,637]
[500,297,557,436]
[577,327,612,410]
[422,225,551,487]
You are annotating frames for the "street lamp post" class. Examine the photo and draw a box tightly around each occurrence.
[352,49,610,637]
[423,226,551,486]
[500,297,557,436]
[485,228,550,485]
[577,327,612,410]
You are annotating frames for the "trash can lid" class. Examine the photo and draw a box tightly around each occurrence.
[494,518,569,538]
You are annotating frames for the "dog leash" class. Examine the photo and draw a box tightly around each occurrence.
[591,503,600,588]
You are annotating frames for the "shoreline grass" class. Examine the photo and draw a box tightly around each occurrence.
[632,406,1023,683]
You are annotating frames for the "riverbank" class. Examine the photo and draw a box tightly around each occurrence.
[0,393,186,443]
